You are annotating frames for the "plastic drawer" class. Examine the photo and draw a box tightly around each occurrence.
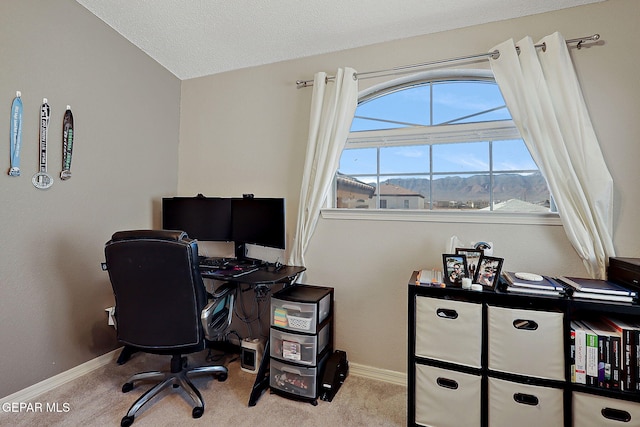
[488,305,565,380]
[488,377,564,427]
[415,363,481,427]
[573,392,640,426]
[271,295,331,333]
[270,323,330,366]
[415,296,482,368]
[270,358,323,399]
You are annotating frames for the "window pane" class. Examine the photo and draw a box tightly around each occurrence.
[432,141,489,173]
[431,174,490,210]
[336,174,376,208]
[492,173,550,212]
[432,81,510,125]
[350,85,430,131]
[493,139,537,171]
[338,148,377,175]
[378,177,429,209]
[380,145,430,174]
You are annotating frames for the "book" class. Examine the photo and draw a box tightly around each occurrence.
[575,320,599,387]
[569,291,635,303]
[571,321,587,385]
[502,271,566,291]
[557,276,637,297]
[503,286,565,297]
[582,319,622,389]
[600,317,639,391]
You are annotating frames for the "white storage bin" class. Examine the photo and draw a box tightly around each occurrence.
[488,305,565,380]
[573,392,640,426]
[488,377,564,427]
[415,296,482,368]
[270,357,323,398]
[415,364,481,427]
[270,323,330,366]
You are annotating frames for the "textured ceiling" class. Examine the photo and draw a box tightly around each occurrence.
[76,0,604,80]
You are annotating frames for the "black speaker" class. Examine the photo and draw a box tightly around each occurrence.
[319,350,348,402]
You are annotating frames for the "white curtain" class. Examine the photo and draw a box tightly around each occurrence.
[489,32,615,279]
[288,68,359,267]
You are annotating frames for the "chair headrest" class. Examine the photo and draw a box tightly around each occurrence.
[110,229,189,242]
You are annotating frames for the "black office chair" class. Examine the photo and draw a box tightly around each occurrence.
[103,230,232,427]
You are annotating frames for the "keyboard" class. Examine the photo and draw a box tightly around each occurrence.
[198,256,231,270]
[209,266,260,278]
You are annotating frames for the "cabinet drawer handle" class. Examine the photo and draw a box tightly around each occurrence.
[513,393,539,406]
[601,407,631,422]
[436,377,459,390]
[436,308,458,319]
[513,319,538,330]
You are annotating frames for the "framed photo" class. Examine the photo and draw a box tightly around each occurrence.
[455,248,483,282]
[474,256,504,289]
[442,254,468,286]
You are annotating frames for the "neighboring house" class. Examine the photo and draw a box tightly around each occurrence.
[377,183,426,209]
[336,174,376,208]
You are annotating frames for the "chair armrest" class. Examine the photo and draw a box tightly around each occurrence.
[201,283,235,341]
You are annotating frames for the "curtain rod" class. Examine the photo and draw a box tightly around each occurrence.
[295,33,600,88]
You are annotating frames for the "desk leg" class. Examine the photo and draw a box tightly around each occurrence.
[248,340,271,406]
[116,345,137,365]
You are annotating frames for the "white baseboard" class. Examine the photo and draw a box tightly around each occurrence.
[1,348,406,404]
[349,362,407,387]
[0,348,120,404]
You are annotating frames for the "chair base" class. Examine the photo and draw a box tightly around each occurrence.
[120,354,227,426]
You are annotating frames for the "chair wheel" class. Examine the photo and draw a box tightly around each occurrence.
[122,382,134,393]
[217,372,228,382]
[121,415,135,426]
[192,406,204,418]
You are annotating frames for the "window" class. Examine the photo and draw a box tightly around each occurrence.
[334,70,552,214]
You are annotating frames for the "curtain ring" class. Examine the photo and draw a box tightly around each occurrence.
[352,72,358,81]
[325,76,329,84]
[541,42,547,52]
[577,40,583,49]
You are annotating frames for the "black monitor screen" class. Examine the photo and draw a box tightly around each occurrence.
[231,198,285,250]
[162,197,232,241]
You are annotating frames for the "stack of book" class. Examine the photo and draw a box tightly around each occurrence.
[557,276,638,303]
[571,316,640,392]
[501,271,566,297]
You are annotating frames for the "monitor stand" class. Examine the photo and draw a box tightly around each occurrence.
[234,243,261,266]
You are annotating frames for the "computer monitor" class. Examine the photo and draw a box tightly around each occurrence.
[162,197,232,241]
[231,197,285,259]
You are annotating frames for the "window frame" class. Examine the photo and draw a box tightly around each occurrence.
[325,69,561,226]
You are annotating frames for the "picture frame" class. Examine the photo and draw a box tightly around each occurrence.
[442,254,468,286]
[455,248,483,283]
[474,256,504,289]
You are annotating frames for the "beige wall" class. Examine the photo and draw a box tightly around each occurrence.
[0,1,181,397]
[180,0,640,374]
[2,0,638,399]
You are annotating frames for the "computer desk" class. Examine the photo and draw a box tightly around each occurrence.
[202,264,306,407]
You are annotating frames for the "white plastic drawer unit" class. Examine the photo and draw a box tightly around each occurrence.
[270,323,330,366]
[415,364,481,427]
[488,305,565,380]
[270,357,325,399]
[271,286,332,334]
[572,392,640,427]
[415,296,482,368]
[488,377,564,427]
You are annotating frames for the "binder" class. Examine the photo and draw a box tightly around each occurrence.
[557,276,637,297]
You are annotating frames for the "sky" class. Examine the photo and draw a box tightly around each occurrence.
[340,80,538,179]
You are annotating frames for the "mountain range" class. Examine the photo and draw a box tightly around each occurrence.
[384,173,549,205]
